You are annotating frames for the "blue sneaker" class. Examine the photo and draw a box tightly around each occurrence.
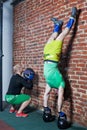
[58,111,67,120]
[51,18,63,26]
[71,7,77,18]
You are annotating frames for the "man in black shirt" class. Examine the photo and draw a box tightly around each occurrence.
[5,64,34,117]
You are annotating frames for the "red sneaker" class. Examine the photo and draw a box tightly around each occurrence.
[16,112,28,117]
[9,109,17,113]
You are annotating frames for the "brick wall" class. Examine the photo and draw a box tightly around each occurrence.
[13,0,87,127]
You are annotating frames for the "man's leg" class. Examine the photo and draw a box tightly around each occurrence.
[47,18,63,44]
[12,94,31,117]
[17,98,31,113]
[56,7,77,41]
[16,98,31,117]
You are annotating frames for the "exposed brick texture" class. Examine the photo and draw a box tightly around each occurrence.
[13,0,87,127]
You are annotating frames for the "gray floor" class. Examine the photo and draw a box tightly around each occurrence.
[0,106,87,130]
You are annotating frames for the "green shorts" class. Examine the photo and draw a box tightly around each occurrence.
[44,62,65,89]
[5,94,31,105]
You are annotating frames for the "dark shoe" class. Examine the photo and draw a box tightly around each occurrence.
[51,18,63,26]
[57,112,71,129]
[57,117,70,129]
[43,107,55,122]
[71,7,77,18]
[43,112,55,122]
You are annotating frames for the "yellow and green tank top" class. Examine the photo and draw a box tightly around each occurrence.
[44,40,63,62]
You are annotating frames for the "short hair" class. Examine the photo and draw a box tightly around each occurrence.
[13,64,20,74]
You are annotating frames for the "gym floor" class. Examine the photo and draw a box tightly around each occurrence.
[0,106,87,130]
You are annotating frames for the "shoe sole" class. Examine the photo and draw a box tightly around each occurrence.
[72,7,77,17]
[51,18,63,26]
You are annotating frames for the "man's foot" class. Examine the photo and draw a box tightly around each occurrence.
[16,112,28,117]
[71,7,77,18]
[9,108,17,113]
[51,18,63,26]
